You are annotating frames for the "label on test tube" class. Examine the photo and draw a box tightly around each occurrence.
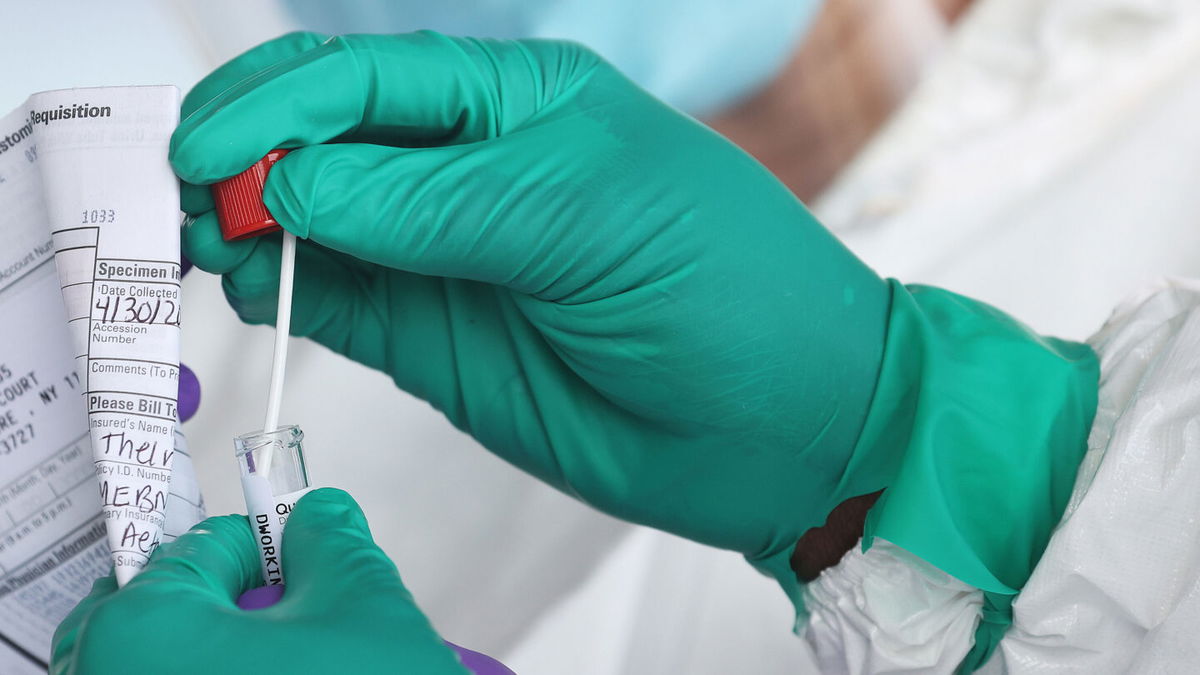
[235,425,311,586]
[241,475,311,586]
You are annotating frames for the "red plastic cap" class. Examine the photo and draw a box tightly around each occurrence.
[212,149,290,241]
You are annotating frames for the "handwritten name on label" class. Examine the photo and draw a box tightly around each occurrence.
[118,521,158,554]
[99,479,167,513]
[99,431,173,467]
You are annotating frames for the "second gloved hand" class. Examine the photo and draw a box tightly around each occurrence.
[52,489,469,675]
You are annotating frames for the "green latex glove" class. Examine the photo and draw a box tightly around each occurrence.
[52,489,467,675]
[172,31,894,584]
[172,32,1099,669]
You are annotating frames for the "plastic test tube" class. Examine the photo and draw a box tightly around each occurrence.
[236,425,312,590]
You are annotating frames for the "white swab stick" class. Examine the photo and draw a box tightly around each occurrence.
[260,231,297,476]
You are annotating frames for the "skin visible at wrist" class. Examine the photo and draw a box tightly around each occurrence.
[792,490,883,582]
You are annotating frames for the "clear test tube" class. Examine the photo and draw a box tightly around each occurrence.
[235,425,311,587]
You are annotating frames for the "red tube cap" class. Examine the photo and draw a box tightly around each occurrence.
[212,149,290,241]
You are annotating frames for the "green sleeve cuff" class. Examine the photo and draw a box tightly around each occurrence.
[858,282,1098,594]
[760,281,1098,670]
[862,282,1097,668]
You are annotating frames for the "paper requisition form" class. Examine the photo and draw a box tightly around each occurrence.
[0,86,204,672]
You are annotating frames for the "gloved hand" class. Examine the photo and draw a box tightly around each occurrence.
[172,36,1098,669]
[172,31,894,578]
[52,489,469,675]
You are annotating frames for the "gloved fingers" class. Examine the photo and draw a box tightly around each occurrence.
[51,573,118,673]
[177,32,330,220]
[120,515,261,603]
[180,181,214,215]
[278,491,472,674]
[170,31,603,186]
[261,139,614,297]
[181,31,330,119]
[281,489,411,599]
[182,210,258,274]
[192,207,531,410]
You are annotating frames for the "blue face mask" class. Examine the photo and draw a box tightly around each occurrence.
[281,0,824,117]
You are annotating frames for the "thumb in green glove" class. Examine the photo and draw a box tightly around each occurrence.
[52,489,468,675]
